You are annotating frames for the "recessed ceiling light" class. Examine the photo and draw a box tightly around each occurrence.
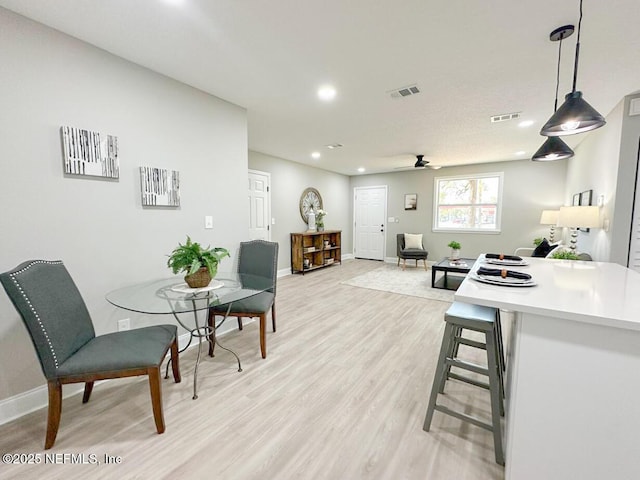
[515,151,526,156]
[357,167,365,173]
[161,0,185,6]
[318,85,337,101]
[518,120,535,128]
[311,152,321,159]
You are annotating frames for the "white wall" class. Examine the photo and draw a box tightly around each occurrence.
[0,9,249,400]
[248,151,352,270]
[350,160,568,260]
[565,93,640,263]
[564,100,624,261]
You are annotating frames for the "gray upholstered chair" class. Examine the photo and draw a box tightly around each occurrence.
[208,240,278,359]
[0,260,181,449]
[397,233,429,270]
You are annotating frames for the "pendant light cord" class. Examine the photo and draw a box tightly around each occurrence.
[554,35,563,112]
[571,0,583,93]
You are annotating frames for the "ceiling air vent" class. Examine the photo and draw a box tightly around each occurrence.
[389,84,420,99]
[491,112,521,123]
[325,143,343,149]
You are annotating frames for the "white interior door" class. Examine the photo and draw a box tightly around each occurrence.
[354,186,387,260]
[248,169,271,240]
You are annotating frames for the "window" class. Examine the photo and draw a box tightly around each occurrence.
[433,173,503,232]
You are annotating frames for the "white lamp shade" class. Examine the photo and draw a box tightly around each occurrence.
[540,210,559,225]
[557,206,600,228]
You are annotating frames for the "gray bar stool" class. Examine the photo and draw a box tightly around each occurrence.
[423,301,505,466]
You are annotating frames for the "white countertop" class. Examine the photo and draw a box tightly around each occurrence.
[455,255,640,332]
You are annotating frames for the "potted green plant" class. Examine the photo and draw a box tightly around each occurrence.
[447,241,461,260]
[167,236,230,288]
[550,250,580,260]
[316,209,327,232]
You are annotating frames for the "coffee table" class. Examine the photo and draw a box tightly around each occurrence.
[431,257,476,290]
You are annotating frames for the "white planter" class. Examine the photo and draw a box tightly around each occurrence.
[450,249,460,260]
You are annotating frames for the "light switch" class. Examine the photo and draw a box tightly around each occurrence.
[597,194,604,207]
[205,216,213,229]
[272,218,276,225]
[388,216,395,223]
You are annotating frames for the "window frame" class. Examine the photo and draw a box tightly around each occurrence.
[432,172,504,234]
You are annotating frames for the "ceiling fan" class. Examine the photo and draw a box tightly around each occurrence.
[393,154,442,171]
[414,154,428,168]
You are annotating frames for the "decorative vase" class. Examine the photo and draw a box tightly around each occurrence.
[450,249,460,260]
[308,211,316,232]
[184,267,212,288]
[317,224,324,232]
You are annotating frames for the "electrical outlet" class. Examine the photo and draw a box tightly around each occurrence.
[205,216,213,229]
[117,318,130,331]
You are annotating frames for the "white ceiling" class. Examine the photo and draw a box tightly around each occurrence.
[2,0,639,175]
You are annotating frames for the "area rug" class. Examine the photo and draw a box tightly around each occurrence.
[341,263,455,303]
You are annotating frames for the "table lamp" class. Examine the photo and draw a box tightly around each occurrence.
[557,206,600,251]
[539,210,560,242]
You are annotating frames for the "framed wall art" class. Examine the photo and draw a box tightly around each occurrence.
[61,126,119,178]
[572,193,580,206]
[404,193,417,210]
[140,166,180,207]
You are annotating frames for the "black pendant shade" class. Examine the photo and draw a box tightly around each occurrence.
[540,0,605,137]
[540,91,606,136]
[532,136,574,161]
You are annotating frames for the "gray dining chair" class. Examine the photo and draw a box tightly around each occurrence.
[208,240,278,359]
[0,260,181,449]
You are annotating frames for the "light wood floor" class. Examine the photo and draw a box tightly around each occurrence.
[0,259,505,480]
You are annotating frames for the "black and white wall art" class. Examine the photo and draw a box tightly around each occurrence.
[61,126,119,178]
[140,166,180,207]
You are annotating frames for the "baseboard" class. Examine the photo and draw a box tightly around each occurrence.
[277,267,291,278]
[0,382,85,426]
[0,321,247,426]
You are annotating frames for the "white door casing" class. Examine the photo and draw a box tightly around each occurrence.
[248,169,271,241]
[353,185,387,260]
[627,138,640,270]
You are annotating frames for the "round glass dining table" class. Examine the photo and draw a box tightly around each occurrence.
[105,273,273,399]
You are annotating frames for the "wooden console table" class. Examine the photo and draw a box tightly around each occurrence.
[290,230,341,274]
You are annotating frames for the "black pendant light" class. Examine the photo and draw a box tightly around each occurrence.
[533,25,575,161]
[540,0,606,136]
[532,136,574,161]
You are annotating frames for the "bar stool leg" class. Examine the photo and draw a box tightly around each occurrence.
[485,329,505,465]
[439,325,462,393]
[423,322,456,432]
[493,311,506,414]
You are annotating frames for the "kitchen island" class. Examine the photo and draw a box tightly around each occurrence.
[455,256,640,480]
